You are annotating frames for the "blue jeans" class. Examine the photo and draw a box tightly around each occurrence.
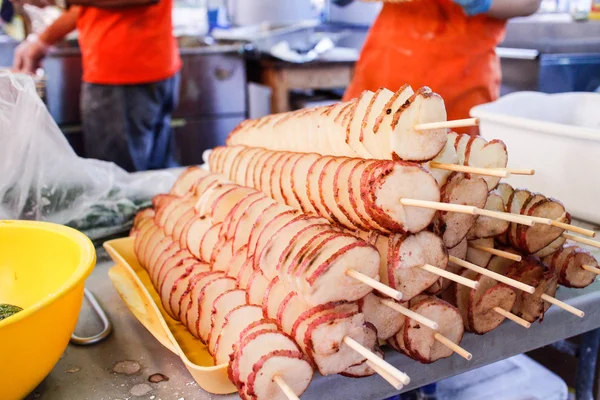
[81,73,180,172]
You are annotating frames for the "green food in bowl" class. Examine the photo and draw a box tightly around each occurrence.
[0,304,23,321]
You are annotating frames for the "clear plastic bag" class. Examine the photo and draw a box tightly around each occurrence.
[0,72,178,240]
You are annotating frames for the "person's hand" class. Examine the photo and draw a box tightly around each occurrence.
[10,0,55,7]
[331,0,354,7]
[452,0,493,15]
[13,34,50,74]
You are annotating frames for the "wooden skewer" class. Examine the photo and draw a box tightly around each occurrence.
[421,263,479,289]
[552,221,596,238]
[414,117,479,131]
[497,167,535,175]
[380,299,439,330]
[582,264,600,275]
[563,233,600,249]
[467,244,522,262]
[433,333,472,361]
[493,307,531,328]
[379,299,471,361]
[343,336,411,385]
[540,294,584,318]
[429,162,509,178]
[399,199,534,226]
[449,256,535,294]
[367,361,404,390]
[346,269,403,301]
[273,375,299,400]
[475,208,535,226]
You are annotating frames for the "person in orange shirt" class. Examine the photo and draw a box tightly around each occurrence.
[336,0,541,134]
[12,0,181,172]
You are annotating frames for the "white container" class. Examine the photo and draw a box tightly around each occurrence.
[470,91,600,224]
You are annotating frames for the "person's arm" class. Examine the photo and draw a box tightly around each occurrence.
[12,7,77,74]
[453,0,541,18]
[487,0,542,19]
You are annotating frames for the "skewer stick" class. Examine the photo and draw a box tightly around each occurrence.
[433,333,472,361]
[429,162,509,178]
[552,221,596,237]
[343,336,411,385]
[540,294,584,318]
[420,263,479,289]
[582,264,600,275]
[380,299,439,330]
[563,233,600,249]
[273,375,299,400]
[449,256,535,294]
[399,199,534,226]
[497,167,535,175]
[366,361,404,390]
[346,269,403,301]
[414,117,479,131]
[467,244,522,262]
[493,307,531,328]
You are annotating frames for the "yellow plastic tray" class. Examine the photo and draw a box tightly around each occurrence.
[104,237,236,395]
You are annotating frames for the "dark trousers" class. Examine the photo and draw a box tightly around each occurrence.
[81,73,180,172]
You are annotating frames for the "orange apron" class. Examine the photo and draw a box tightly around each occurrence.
[344,0,506,134]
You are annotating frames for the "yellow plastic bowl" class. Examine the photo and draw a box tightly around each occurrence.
[0,220,96,400]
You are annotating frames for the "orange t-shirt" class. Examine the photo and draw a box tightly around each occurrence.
[76,0,181,85]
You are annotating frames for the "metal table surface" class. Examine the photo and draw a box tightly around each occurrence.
[26,223,600,400]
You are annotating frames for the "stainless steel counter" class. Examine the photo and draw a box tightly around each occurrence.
[25,221,600,400]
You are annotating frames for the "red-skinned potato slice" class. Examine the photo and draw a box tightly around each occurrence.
[223,192,266,241]
[467,271,517,335]
[231,197,276,253]
[208,289,246,354]
[251,150,274,191]
[182,271,225,337]
[164,199,195,237]
[302,238,380,305]
[167,261,211,319]
[463,137,508,191]
[247,204,290,259]
[434,173,488,248]
[170,167,208,196]
[197,276,237,342]
[270,152,294,203]
[151,195,175,214]
[535,235,566,259]
[389,87,447,162]
[184,216,212,259]
[199,222,222,262]
[195,183,239,217]
[263,277,290,320]
[467,190,509,240]
[403,297,464,363]
[260,151,286,197]
[334,158,370,230]
[159,259,206,317]
[318,157,360,230]
[518,198,569,254]
[246,350,313,400]
[361,160,441,233]
[427,131,459,186]
[133,208,155,230]
[253,210,301,274]
[304,308,367,375]
[155,195,185,228]
[388,231,448,301]
[359,292,404,340]
[506,189,532,249]
[211,187,257,225]
[279,153,304,210]
[140,227,164,268]
[246,271,271,306]
[237,258,254,290]
[134,220,157,262]
[176,269,210,322]
[507,258,558,322]
[349,159,390,233]
[232,330,300,391]
[372,85,414,157]
[146,236,175,281]
[466,238,494,268]
[340,323,380,378]
[277,293,312,335]
[226,245,248,280]
[306,155,337,221]
[214,305,264,365]
[211,238,234,272]
[194,175,224,199]
[346,90,377,158]
[243,148,269,188]
[238,319,279,346]
[546,245,598,288]
[361,88,395,158]
[290,152,321,214]
[428,237,467,296]
[228,147,257,183]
